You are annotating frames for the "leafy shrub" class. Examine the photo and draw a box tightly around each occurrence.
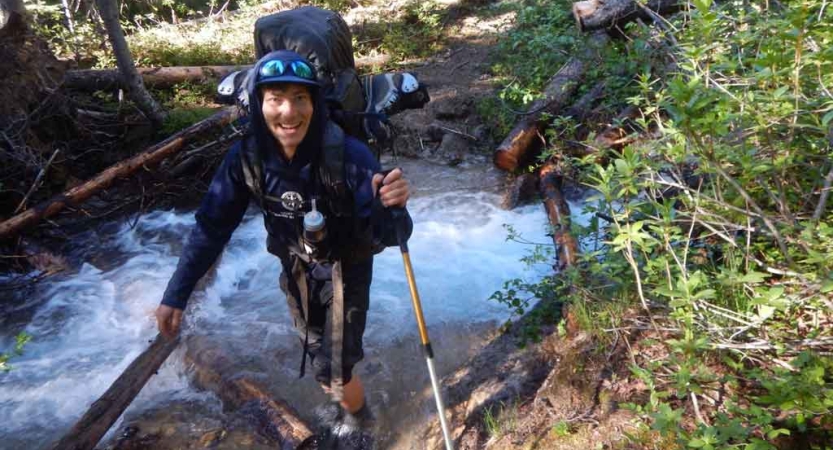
[491,0,833,446]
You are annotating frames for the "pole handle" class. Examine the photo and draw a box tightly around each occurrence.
[376,167,409,249]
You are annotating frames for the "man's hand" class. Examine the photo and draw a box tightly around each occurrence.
[156,304,184,340]
[372,168,410,208]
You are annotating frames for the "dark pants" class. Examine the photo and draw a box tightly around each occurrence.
[279,258,372,386]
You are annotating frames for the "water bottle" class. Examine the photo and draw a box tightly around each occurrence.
[303,199,327,256]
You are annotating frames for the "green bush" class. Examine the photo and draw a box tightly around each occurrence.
[492,0,833,446]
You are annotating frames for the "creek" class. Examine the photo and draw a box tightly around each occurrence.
[0,159,573,449]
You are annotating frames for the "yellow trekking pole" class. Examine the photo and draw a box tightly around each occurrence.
[388,201,455,450]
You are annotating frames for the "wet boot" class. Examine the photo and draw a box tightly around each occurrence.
[331,403,375,449]
[309,401,344,450]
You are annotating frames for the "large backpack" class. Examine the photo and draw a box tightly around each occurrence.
[254,6,368,140]
[217,7,430,146]
[217,7,429,216]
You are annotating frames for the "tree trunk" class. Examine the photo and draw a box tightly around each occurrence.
[572,0,684,32]
[94,0,166,124]
[0,0,26,32]
[0,107,242,240]
[49,335,180,450]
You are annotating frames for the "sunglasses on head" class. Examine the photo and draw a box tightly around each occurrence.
[258,59,316,81]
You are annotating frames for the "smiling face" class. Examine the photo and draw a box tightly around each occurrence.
[260,83,314,161]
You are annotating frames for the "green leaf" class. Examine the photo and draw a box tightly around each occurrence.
[757,305,776,321]
[688,439,705,448]
[767,428,790,439]
[737,272,769,284]
[822,110,833,128]
[821,279,833,293]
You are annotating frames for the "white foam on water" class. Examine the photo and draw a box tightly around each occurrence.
[0,190,551,449]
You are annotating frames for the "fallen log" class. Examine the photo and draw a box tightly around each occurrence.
[594,105,643,150]
[186,339,313,447]
[540,162,579,269]
[49,334,180,450]
[63,54,392,91]
[64,65,248,91]
[0,106,243,240]
[493,33,608,172]
[572,0,684,32]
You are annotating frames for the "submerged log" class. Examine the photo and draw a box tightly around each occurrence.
[0,106,243,240]
[540,162,579,269]
[572,0,684,32]
[493,33,608,172]
[185,340,313,446]
[49,334,180,450]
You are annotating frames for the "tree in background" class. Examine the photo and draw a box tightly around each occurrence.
[94,0,166,125]
[0,0,27,31]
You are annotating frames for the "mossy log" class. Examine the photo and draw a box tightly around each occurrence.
[49,334,180,450]
[572,0,684,32]
[0,106,242,240]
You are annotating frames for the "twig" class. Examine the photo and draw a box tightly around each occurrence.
[712,337,833,351]
[437,125,478,141]
[635,0,679,47]
[813,163,833,221]
[14,149,61,214]
[711,164,793,266]
[449,60,470,75]
[691,392,707,425]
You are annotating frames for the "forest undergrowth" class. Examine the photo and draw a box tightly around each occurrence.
[485,0,833,448]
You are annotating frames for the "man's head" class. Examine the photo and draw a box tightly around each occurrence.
[251,50,323,160]
[260,83,313,158]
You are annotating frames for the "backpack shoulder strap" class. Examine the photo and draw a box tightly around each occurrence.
[318,121,353,216]
[239,136,267,210]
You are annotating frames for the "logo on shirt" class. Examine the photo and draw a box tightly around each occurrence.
[281,191,304,211]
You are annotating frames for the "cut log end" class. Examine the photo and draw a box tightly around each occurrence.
[572,0,600,31]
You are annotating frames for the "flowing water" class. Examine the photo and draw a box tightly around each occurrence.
[0,159,583,449]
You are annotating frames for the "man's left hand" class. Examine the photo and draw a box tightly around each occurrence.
[372,168,410,208]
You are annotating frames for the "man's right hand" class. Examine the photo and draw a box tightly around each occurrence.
[156,304,184,339]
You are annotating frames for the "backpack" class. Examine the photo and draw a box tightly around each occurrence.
[254,6,368,141]
[217,6,429,215]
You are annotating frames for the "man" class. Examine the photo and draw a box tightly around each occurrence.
[154,50,412,435]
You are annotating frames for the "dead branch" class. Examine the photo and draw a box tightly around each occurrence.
[14,149,60,213]
[0,106,243,240]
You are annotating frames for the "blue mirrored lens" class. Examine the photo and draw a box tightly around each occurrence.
[291,61,314,80]
[259,60,286,78]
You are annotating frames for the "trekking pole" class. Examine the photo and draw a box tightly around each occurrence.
[388,201,455,450]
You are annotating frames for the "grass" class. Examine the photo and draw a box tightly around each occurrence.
[482,401,519,439]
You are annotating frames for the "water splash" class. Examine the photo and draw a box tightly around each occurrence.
[0,190,550,449]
